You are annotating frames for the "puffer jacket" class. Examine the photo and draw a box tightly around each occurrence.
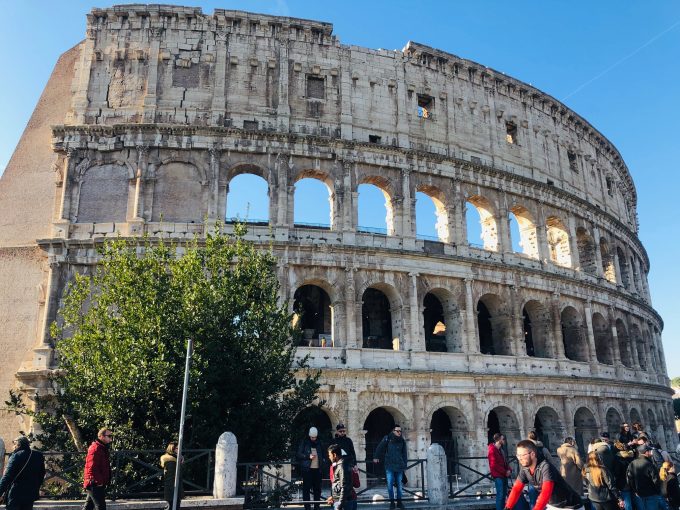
[374,433,407,472]
[0,444,46,504]
[83,439,112,488]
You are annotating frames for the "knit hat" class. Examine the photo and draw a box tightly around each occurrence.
[336,423,346,431]
[309,427,318,437]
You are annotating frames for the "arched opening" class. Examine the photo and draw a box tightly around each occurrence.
[226,173,269,223]
[358,181,393,235]
[509,205,539,258]
[294,177,332,229]
[605,408,622,438]
[466,196,498,251]
[576,227,598,275]
[362,287,398,350]
[600,238,616,283]
[364,407,400,479]
[534,407,563,453]
[617,247,631,289]
[416,185,449,242]
[615,319,632,368]
[561,306,588,362]
[77,164,129,223]
[523,300,552,358]
[546,216,572,267]
[574,407,598,456]
[153,162,205,222]
[430,409,454,453]
[424,293,446,352]
[477,295,511,356]
[631,325,646,370]
[293,285,333,347]
[646,409,658,442]
[487,406,521,451]
[630,408,642,426]
[592,313,613,365]
[292,406,334,445]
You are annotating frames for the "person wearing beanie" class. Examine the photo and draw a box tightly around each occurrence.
[0,436,46,510]
[296,426,328,510]
[333,424,357,468]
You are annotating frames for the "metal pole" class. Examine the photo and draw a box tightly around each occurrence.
[173,338,193,510]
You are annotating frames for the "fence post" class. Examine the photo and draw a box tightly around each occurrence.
[213,432,238,498]
[426,444,448,506]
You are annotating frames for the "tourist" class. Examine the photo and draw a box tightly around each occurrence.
[0,436,46,510]
[592,433,616,479]
[618,424,636,449]
[660,462,680,510]
[333,423,357,468]
[613,442,636,510]
[160,441,183,509]
[326,444,357,510]
[626,445,662,510]
[296,427,327,510]
[489,433,512,510]
[504,440,584,510]
[82,428,113,510]
[528,431,559,470]
[557,437,584,496]
[373,424,408,509]
[582,451,622,510]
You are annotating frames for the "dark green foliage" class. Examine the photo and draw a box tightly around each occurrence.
[8,226,321,463]
[673,398,680,420]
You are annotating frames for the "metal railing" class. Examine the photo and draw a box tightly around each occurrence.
[447,455,519,500]
[40,449,214,500]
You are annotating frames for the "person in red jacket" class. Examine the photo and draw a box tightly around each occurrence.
[489,433,512,510]
[82,428,113,510]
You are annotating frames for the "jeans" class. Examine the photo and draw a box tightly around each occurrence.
[621,490,634,510]
[527,484,538,509]
[494,477,508,510]
[302,469,322,510]
[385,469,404,502]
[637,496,663,510]
[82,485,107,510]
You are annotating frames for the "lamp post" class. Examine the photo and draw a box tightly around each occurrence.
[173,338,193,510]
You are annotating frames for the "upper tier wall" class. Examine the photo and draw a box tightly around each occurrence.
[69,5,637,231]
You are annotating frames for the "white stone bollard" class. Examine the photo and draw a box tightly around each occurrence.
[426,443,448,506]
[213,432,238,498]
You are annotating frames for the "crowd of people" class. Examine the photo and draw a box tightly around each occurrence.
[489,422,680,510]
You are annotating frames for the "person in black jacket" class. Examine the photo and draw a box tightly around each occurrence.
[626,445,662,510]
[373,425,408,510]
[660,462,680,510]
[296,427,328,510]
[326,444,356,510]
[0,437,46,510]
[582,451,622,510]
[333,424,357,467]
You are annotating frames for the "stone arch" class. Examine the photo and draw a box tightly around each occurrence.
[605,407,623,438]
[152,161,206,222]
[293,283,334,347]
[546,216,572,267]
[629,408,642,426]
[423,288,463,353]
[487,405,521,451]
[574,407,599,456]
[361,282,402,350]
[76,163,130,223]
[416,184,450,243]
[358,175,398,236]
[362,406,408,475]
[600,237,616,283]
[293,169,335,229]
[292,406,335,445]
[226,161,271,183]
[617,246,631,290]
[561,306,588,362]
[615,319,633,368]
[429,406,469,461]
[509,204,539,258]
[534,406,563,453]
[592,312,614,365]
[477,293,512,356]
[224,162,271,223]
[576,227,598,275]
[522,299,552,358]
[467,194,498,251]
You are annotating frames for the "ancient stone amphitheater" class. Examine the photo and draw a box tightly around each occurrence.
[0,4,674,464]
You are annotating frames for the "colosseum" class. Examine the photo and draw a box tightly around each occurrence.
[0,4,675,467]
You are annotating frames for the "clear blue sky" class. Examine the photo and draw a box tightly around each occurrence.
[1,1,678,377]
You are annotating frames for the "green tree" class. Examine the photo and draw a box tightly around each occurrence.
[671,376,680,389]
[9,226,321,462]
[674,398,680,420]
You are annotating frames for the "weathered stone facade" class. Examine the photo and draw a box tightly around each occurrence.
[0,5,674,467]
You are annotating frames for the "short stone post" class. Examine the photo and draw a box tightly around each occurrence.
[213,432,238,498]
[426,443,448,506]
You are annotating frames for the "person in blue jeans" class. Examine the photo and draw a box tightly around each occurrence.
[488,433,512,510]
[374,425,408,509]
[626,445,663,510]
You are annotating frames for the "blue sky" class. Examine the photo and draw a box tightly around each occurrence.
[1,1,678,377]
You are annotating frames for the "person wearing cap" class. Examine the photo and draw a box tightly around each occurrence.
[373,424,408,510]
[82,427,113,510]
[0,436,46,510]
[333,424,357,468]
[296,426,328,510]
[626,445,662,510]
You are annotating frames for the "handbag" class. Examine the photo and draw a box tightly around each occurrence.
[352,469,360,488]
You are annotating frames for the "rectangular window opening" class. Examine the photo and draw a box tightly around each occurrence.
[417,94,434,119]
[568,151,579,172]
[505,121,518,144]
[306,75,325,99]
[243,120,258,131]
[369,134,382,144]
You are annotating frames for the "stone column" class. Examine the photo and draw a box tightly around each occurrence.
[464,279,478,353]
[339,48,352,140]
[58,149,78,222]
[451,181,467,248]
[143,28,162,123]
[535,205,551,264]
[561,397,575,438]
[32,260,62,370]
[426,444,448,506]
[332,300,346,348]
[608,307,622,367]
[583,301,598,365]
[551,293,566,359]
[207,147,221,221]
[510,285,526,356]
[345,267,358,349]
[395,56,410,148]
[592,227,605,278]
[214,432,238,498]
[211,29,228,125]
[567,217,580,269]
[277,36,291,131]
[401,167,415,249]
[130,145,147,221]
[497,196,512,254]
[71,32,96,124]
[409,273,423,352]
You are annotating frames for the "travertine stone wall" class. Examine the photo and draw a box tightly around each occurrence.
[0,5,673,458]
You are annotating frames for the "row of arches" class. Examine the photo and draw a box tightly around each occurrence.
[64,157,648,301]
[292,281,663,373]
